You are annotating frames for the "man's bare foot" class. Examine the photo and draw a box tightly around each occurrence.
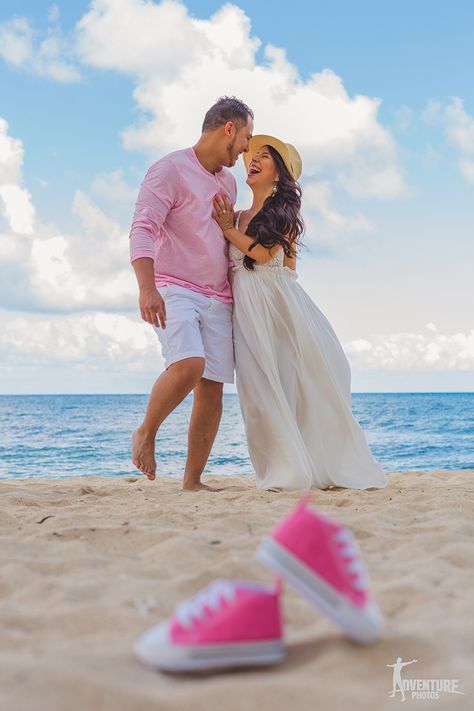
[182,481,224,492]
[132,428,157,481]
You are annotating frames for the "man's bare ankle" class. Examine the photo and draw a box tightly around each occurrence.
[183,475,202,488]
[135,425,157,441]
[183,480,224,492]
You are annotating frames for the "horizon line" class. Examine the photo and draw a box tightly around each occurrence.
[0,392,473,397]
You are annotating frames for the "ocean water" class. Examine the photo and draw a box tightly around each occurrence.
[0,393,472,480]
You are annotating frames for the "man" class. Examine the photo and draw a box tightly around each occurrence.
[129,96,254,491]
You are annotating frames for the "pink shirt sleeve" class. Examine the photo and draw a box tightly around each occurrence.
[129,159,180,263]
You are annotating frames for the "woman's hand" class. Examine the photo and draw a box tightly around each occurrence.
[212,194,235,234]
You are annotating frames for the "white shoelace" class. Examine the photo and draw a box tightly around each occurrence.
[333,529,369,591]
[174,580,238,629]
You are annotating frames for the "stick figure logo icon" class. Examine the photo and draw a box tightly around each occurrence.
[386,657,418,701]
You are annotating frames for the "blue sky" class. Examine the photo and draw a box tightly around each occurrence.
[0,0,473,393]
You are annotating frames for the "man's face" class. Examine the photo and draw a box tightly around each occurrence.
[225,117,253,167]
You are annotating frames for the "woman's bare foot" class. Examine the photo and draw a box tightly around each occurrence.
[132,428,157,481]
[182,480,224,492]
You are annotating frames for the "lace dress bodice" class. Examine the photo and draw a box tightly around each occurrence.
[229,212,297,278]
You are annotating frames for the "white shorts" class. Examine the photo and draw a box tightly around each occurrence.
[154,284,234,384]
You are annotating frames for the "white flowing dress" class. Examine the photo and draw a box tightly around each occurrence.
[229,215,388,491]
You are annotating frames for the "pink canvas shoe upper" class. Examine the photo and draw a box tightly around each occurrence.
[270,500,371,608]
[169,579,283,645]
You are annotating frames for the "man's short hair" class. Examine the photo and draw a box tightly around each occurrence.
[202,96,254,132]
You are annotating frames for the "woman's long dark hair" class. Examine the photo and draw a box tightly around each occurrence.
[244,145,304,270]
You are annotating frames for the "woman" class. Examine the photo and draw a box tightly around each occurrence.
[212,135,387,491]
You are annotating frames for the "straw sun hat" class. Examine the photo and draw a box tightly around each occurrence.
[243,134,302,181]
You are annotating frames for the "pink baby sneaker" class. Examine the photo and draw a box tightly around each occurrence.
[256,499,384,643]
[134,579,285,672]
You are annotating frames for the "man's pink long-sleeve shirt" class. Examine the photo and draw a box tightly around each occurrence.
[129,147,237,303]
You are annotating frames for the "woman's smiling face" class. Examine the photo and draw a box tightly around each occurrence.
[246,145,279,189]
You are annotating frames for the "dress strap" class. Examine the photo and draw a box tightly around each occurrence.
[235,210,242,229]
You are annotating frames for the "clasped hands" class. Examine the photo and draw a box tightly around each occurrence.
[212,194,235,233]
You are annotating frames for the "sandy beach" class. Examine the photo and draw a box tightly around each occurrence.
[1,470,473,711]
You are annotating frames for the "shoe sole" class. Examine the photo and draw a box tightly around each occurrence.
[256,536,383,644]
[134,636,286,672]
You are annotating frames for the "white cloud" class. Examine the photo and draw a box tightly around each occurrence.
[89,169,139,225]
[0,184,35,235]
[0,2,410,313]
[424,96,474,184]
[444,97,474,154]
[0,122,158,374]
[0,17,34,66]
[0,117,36,235]
[48,4,61,23]
[0,117,28,188]
[444,97,474,183]
[0,117,136,312]
[91,169,137,205]
[303,182,374,244]
[4,312,472,378]
[0,17,33,65]
[75,0,404,227]
[0,0,407,241]
[346,324,474,371]
[422,99,441,126]
[0,309,161,371]
[337,161,405,199]
[25,190,136,311]
[76,0,208,77]
[458,157,474,182]
[393,105,413,133]
[0,15,81,83]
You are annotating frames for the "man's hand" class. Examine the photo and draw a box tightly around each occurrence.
[139,288,166,328]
